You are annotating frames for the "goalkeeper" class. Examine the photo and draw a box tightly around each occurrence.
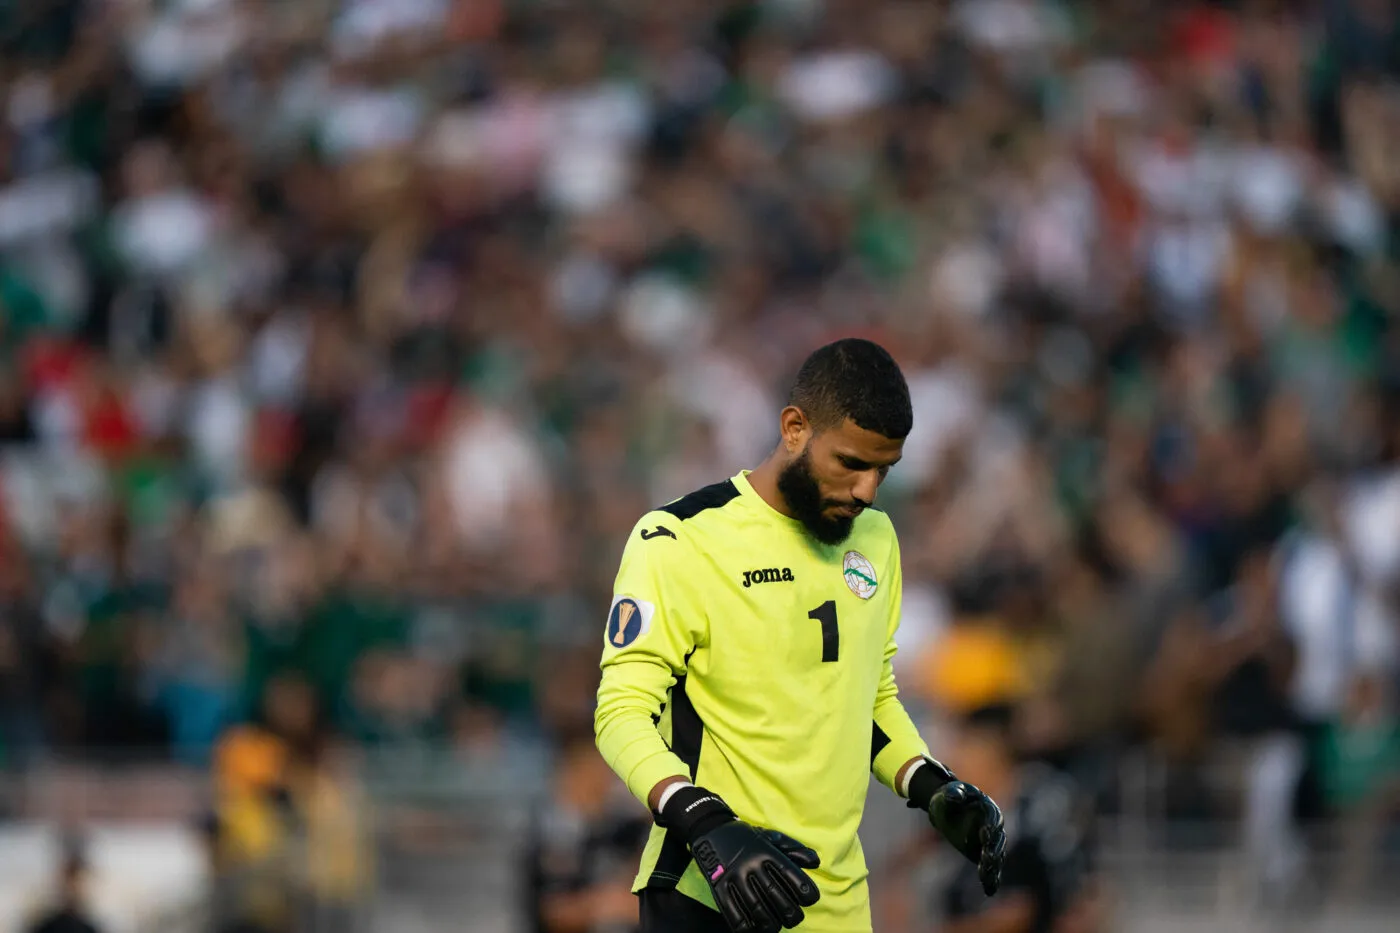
[595,339,1006,933]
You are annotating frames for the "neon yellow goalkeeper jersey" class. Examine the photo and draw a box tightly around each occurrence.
[595,471,931,932]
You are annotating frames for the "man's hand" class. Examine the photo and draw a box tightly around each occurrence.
[659,785,821,932]
[906,758,1006,896]
[691,822,822,932]
[927,781,1007,896]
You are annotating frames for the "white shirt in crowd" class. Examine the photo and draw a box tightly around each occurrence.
[1278,530,1398,722]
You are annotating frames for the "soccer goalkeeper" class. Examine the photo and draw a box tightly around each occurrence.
[595,338,1006,933]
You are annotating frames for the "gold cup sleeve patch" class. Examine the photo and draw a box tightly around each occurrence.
[606,595,655,648]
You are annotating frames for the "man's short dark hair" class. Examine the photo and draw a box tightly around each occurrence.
[788,338,913,439]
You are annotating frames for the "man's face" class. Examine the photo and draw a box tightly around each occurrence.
[778,417,904,545]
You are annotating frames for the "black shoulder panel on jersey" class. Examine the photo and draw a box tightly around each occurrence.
[658,480,740,521]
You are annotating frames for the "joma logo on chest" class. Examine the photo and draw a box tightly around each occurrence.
[742,567,795,587]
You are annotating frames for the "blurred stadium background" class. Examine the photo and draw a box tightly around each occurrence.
[1,0,1399,931]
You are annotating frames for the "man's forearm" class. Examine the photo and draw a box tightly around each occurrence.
[871,643,932,792]
[871,694,933,794]
[896,754,960,811]
[647,775,693,812]
[595,664,694,806]
[895,756,922,796]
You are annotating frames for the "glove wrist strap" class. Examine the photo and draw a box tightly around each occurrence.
[907,757,957,812]
[657,784,736,842]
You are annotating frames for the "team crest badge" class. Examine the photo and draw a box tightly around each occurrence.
[843,551,878,599]
[607,596,654,648]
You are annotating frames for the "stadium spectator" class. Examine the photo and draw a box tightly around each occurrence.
[24,836,104,933]
[524,734,650,933]
[882,704,1102,933]
[207,674,370,933]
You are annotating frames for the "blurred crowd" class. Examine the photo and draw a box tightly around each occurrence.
[1,0,1400,929]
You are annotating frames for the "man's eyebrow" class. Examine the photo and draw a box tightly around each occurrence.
[839,453,902,468]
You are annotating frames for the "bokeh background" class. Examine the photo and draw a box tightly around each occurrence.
[1,0,1399,931]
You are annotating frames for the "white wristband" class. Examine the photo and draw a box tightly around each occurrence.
[899,759,927,799]
[657,781,694,813]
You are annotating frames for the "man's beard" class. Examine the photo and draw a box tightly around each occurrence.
[777,448,857,546]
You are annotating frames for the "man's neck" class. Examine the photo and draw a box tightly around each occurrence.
[746,452,794,518]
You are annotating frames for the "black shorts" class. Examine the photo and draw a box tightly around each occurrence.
[639,887,728,933]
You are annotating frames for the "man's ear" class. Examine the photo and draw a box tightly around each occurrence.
[779,406,809,453]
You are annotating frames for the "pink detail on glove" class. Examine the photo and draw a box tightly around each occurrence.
[709,866,726,881]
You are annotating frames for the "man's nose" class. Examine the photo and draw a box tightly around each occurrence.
[852,472,879,507]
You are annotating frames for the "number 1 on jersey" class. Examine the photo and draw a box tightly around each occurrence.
[808,601,838,662]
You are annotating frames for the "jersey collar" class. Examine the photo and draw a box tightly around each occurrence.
[732,470,805,530]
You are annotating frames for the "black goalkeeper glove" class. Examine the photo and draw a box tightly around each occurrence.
[907,758,1006,896]
[659,785,821,933]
